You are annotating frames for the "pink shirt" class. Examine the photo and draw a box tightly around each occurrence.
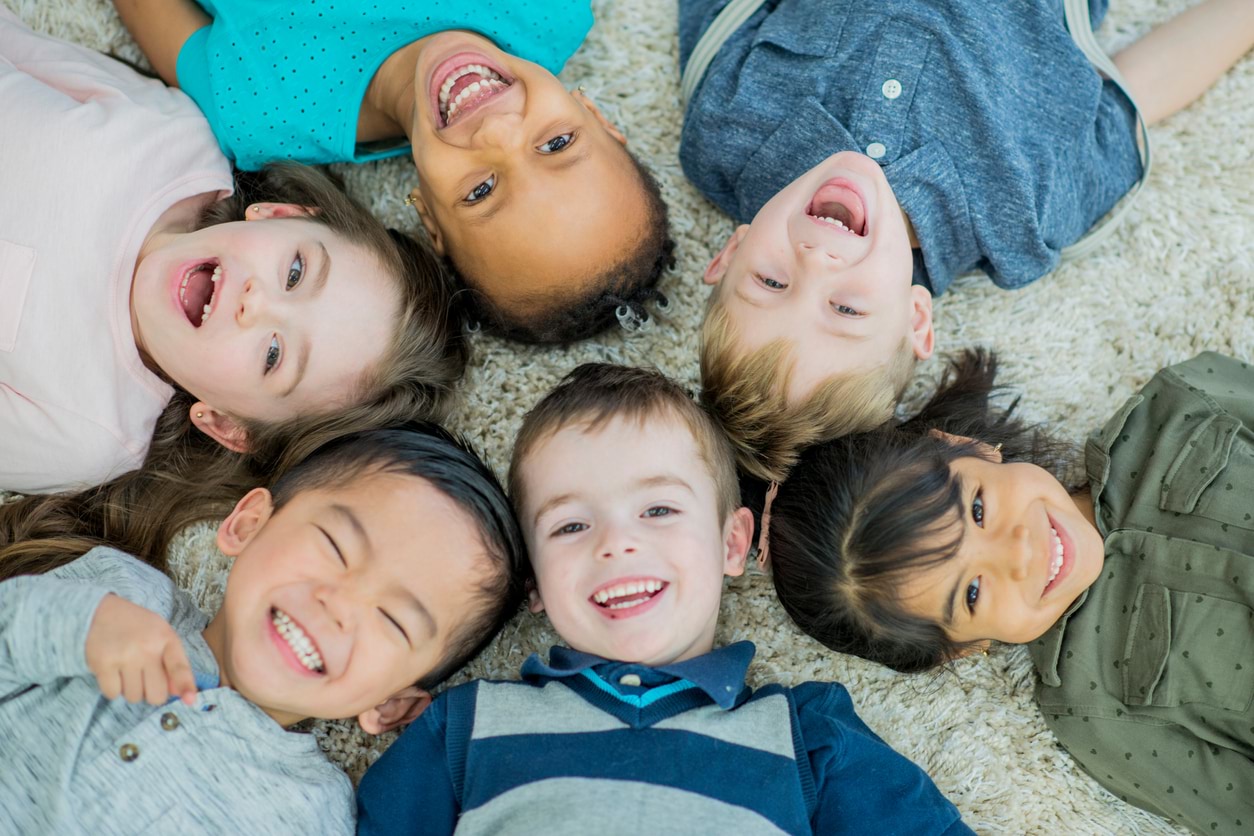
[0,9,232,493]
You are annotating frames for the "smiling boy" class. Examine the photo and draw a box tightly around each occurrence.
[357,364,971,835]
[0,427,524,834]
[110,0,673,343]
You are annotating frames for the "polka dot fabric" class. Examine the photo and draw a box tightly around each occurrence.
[174,0,593,169]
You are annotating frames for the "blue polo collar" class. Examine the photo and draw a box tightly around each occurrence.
[520,641,756,710]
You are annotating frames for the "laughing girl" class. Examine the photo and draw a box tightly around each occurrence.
[764,349,1254,834]
[1,9,464,494]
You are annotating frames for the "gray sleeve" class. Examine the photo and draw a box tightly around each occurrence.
[0,548,177,695]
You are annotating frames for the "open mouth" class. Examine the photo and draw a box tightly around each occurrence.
[1041,515,1073,597]
[806,179,868,236]
[431,55,513,128]
[179,260,222,328]
[590,578,668,619]
[271,607,325,674]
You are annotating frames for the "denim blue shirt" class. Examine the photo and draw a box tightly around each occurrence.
[679,0,1143,295]
[359,642,971,835]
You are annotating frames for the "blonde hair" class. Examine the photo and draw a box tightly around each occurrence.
[699,301,916,482]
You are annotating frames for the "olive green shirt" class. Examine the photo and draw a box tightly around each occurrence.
[1027,352,1254,835]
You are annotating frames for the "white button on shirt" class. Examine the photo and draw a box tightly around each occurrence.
[882,79,903,99]
[619,674,642,687]
[866,142,887,159]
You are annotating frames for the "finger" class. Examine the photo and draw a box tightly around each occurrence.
[163,642,198,705]
[142,659,169,705]
[121,666,145,703]
[96,669,123,701]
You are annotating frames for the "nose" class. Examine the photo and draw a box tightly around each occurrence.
[313,582,357,632]
[595,521,638,561]
[236,277,283,328]
[1005,525,1033,583]
[795,238,843,266]
[471,111,525,151]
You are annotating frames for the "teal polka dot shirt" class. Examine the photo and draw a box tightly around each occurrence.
[175,0,593,170]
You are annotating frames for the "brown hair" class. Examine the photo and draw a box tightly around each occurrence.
[508,363,740,536]
[453,150,676,344]
[0,165,467,579]
[699,301,916,482]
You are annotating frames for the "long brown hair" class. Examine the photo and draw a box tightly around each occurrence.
[0,165,467,579]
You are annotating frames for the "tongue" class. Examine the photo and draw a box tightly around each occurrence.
[447,73,485,102]
[809,182,866,235]
[181,266,214,327]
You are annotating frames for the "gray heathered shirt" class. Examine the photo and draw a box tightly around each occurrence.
[0,547,354,835]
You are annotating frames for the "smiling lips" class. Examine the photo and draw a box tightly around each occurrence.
[271,607,325,674]
[807,179,868,236]
[590,578,668,619]
[431,54,513,128]
[179,260,222,327]
[1041,516,1071,597]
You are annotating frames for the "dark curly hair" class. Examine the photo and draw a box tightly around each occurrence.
[454,150,676,344]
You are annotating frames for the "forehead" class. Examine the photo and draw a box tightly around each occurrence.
[521,411,711,508]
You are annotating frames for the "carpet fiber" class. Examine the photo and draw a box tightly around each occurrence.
[8,0,1251,832]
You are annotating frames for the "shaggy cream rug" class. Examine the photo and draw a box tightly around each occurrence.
[8,0,1251,832]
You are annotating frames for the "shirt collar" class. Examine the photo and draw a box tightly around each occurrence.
[520,641,756,710]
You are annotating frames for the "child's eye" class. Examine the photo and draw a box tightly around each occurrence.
[643,506,675,518]
[965,577,981,612]
[971,492,985,528]
[465,175,496,203]
[832,303,862,317]
[756,274,787,290]
[380,609,410,644]
[264,335,281,374]
[286,253,304,290]
[537,133,574,154]
[552,522,587,537]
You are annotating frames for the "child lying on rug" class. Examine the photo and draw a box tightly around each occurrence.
[682,0,1254,480]
[109,0,674,343]
[763,350,1254,835]
[0,8,464,494]
[0,426,525,834]
[356,364,971,835]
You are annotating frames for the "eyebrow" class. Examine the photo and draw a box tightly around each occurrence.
[530,473,696,528]
[280,242,329,398]
[464,147,592,228]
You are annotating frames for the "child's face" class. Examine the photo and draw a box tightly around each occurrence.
[518,412,752,666]
[131,207,397,447]
[203,472,491,731]
[404,32,652,313]
[900,451,1105,647]
[704,152,933,402]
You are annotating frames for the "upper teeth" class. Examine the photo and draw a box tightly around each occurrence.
[593,579,664,607]
[439,65,506,121]
[272,608,325,673]
[1046,527,1064,587]
[815,216,851,231]
[179,264,222,324]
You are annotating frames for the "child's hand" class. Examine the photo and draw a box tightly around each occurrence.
[85,594,198,706]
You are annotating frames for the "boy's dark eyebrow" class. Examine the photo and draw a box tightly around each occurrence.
[280,242,330,399]
[531,473,696,527]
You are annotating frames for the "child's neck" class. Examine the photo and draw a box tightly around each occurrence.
[358,38,430,144]
[201,613,309,729]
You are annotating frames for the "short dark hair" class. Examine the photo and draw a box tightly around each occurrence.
[508,364,740,567]
[270,424,525,689]
[767,350,1077,673]
[453,150,676,344]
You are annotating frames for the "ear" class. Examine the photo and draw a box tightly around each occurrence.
[216,487,275,557]
[703,225,750,286]
[908,285,935,360]
[526,577,546,614]
[190,403,250,453]
[927,429,1003,462]
[953,640,992,660]
[572,89,627,146]
[245,202,316,221]
[721,507,756,578]
[357,685,432,735]
[407,188,445,256]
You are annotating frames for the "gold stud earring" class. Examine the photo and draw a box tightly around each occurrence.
[195,412,204,419]
[403,194,416,207]
[577,84,586,93]
[992,442,1003,454]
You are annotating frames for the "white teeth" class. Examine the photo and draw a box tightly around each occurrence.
[271,608,325,673]
[211,265,222,283]
[1045,527,1064,587]
[592,579,664,605]
[815,215,850,231]
[439,64,507,121]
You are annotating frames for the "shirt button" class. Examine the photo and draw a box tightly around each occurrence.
[160,712,180,732]
[881,79,903,99]
[118,743,140,762]
[618,674,642,687]
[866,142,887,159]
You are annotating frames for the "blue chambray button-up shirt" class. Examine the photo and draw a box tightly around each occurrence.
[679,0,1143,295]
